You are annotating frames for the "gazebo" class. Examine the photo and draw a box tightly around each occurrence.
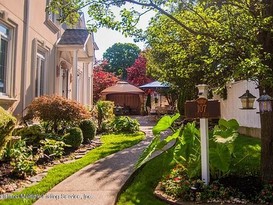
[100,81,145,115]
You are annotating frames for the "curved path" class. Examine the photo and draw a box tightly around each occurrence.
[34,116,165,205]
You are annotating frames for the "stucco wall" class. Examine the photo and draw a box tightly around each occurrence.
[215,80,261,138]
[0,1,24,114]
[1,1,63,115]
[1,1,97,115]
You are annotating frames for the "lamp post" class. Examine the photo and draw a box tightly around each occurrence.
[239,90,256,109]
[197,84,209,98]
[257,90,273,182]
[257,91,273,113]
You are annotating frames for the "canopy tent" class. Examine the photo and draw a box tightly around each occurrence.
[101,81,144,115]
[139,81,170,89]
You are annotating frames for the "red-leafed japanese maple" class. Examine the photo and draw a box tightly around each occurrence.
[93,60,118,102]
[126,54,153,87]
[24,95,91,134]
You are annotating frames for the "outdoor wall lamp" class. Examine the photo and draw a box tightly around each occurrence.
[239,90,256,109]
[257,91,273,113]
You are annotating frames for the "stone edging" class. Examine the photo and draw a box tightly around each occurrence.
[154,183,191,205]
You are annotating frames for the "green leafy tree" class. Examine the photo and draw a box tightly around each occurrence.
[103,43,141,79]
[144,2,273,182]
[48,0,273,181]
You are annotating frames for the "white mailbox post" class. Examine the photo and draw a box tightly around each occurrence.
[196,84,210,185]
[185,84,221,185]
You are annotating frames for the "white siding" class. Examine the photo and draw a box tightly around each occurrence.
[215,80,261,129]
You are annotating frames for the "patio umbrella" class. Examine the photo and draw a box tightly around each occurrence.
[139,81,170,89]
[139,81,170,107]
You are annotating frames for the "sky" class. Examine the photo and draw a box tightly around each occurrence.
[93,28,145,60]
[82,5,155,60]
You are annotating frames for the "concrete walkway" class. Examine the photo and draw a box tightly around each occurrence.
[34,117,161,205]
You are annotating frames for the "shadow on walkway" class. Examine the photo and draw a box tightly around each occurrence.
[34,117,157,205]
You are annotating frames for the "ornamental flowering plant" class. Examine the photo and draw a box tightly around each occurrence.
[160,166,272,204]
[160,164,196,201]
[257,183,273,204]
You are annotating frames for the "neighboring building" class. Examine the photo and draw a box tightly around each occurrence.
[215,80,261,138]
[0,0,98,117]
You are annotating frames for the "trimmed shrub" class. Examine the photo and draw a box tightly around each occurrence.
[63,127,83,149]
[24,95,91,134]
[79,119,96,143]
[110,116,140,133]
[0,106,16,156]
[40,138,67,159]
[12,124,45,146]
[92,100,115,133]
[3,139,36,178]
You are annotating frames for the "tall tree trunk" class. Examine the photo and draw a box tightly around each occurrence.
[259,0,273,182]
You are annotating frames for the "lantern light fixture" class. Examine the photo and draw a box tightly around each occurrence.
[196,84,209,98]
[239,90,256,109]
[257,91,273,113]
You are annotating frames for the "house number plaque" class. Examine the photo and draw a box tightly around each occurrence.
[185,97,220,119]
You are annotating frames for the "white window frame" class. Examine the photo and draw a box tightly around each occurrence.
[35,51,46,97]
[0,21,15,98]
[32,39,49,98]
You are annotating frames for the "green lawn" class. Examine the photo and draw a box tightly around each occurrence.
[117,147,175,205]
[117,134,261,205]
[0,132,145,205]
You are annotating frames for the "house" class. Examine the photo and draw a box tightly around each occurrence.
[0,0,98,117]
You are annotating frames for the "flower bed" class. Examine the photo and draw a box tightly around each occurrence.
[155,165,273,204]
[0,139,101,194]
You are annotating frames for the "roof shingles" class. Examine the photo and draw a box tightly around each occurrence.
[58,29,89,45]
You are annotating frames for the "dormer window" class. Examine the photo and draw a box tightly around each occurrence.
[45,0,60,33]
[48,9,57,24]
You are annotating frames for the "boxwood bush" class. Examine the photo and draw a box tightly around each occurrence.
[0,106,16,156]
[12,124,45,146]
[79,119,96,143]
[63,127,83,149]
[110,116,140,133]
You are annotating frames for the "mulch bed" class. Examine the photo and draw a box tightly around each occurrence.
[154,183,262,205]
[0,139,102,194]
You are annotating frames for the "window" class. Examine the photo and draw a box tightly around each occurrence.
[0,25,8,93]
[35,51,46,97]
[48,5,59,25]
[32,39,49,98]
[45,0,60,33]
[0,23,13,96]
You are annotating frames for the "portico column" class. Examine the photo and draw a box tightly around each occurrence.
[83,63,88,105]
[89,62,93,107]
[72,50,78,101]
